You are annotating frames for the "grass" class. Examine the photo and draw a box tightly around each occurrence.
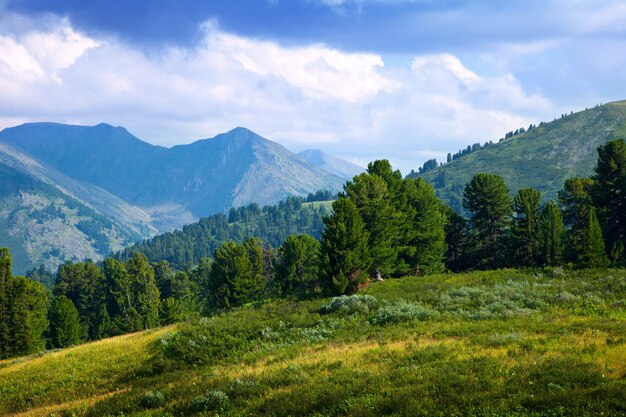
[1,269,626,416]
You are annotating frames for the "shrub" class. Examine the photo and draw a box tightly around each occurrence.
[139,390,165,408]
[320,295,378,315]
[191,389,229,412]
[371,300,439,325]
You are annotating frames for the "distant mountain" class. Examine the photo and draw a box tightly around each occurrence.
[297,149,364,180]
[0,155,153,274]
[416,100,626,214]
[0,124,345,230]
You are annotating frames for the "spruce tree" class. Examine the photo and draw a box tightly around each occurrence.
[540,202,564,266]
[8,276,48,357]
[48,295,81,348]
[320,198,371,295]
[592,139,626,263]
[512,188,542,266]
[208,241,261,308]
[579,208,609,268]
[463,174,513,269]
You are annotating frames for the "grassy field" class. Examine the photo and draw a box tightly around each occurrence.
[1,269,626,416]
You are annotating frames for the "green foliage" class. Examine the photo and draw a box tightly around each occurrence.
[139,390,166,409]
[320,294,378,315]
[191,390,229,412]
[206,239,266,309]
[48,295,82,348]
[119,197,328,268]
[512,188,542,266]
[371,300,440,325]
[579,209,610,269]
[275,234,321,296]
[320,198,371,295]
[559,177,596,263]
[592,139,626,263]
[540,202,565,266]
[125,253,161,329]
[0,248,49,359]
[399,178,447,274]
[345,172,399,275]
[463,173,513,268]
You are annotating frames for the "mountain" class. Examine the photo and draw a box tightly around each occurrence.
[0,124,345,230]
[297,149,364,180]
[416,101,626,214]
[0,157,154,274]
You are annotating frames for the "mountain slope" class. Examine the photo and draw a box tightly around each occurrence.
[0,124,345,228]
[418,101,626,213]
[0,159,150,274]
[297,149,364,180]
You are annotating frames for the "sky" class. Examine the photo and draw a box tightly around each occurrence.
[1,0,626,174]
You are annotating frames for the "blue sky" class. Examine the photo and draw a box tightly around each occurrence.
[1,0,625,173]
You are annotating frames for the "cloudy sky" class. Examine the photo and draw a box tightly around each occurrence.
[1,0,625,173]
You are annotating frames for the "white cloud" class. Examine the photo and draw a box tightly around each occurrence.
[0,14,557,174]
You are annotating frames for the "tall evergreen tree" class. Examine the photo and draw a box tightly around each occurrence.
[207,241,264,309]
[345,173,398,276]
[48,295,81,348]
[540,202,565,266]
[275,234,321,295]
[463,174,513,269]
[0,248,10,358]
[126,253,161,329]
[54,261,104,340]
[579,208,609,268]
[443,208,469,272]
[512,188,542,266]
[320,198,371,295]
[592,139,626,263]
[559,177,595,263]
[398,178,446,275]
[8,276,48,357]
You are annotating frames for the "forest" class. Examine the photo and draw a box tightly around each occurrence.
[0,139,624,360]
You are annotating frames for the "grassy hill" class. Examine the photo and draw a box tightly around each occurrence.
[2,268,626,416]
[419,101,626,214]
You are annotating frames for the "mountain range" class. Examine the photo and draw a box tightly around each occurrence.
[0,124,348,273]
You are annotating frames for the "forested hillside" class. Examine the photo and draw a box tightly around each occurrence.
[117,197,331,268]
[415,101,626,214]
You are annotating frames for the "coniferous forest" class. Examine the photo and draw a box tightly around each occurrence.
[1,139,624,362]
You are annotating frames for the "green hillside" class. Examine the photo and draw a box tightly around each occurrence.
[1,269,625,416]
[118,197,331,268]
[418,101,626,214]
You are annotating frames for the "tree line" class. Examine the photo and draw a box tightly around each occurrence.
[1,139,624,359]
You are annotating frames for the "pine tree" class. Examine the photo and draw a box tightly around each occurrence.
[0,248,11,358]
[398,178,446,275]
[559,177,595,263]
[125,253,160,329]
[592,139,626,263]
[579,208,609,268]
[48,295,81,348]
[512,188,542,266]
[8,276,48,357]
[275,234,321,295]
[463,174,513,269]
[539,202,564,266]
[320,198,371,295]
[345,173,398,276]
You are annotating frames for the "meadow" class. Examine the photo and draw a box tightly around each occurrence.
[1,268,625,416]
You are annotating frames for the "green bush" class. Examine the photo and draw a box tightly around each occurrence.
[139,390,165,408]
[191,389,229,412]
[320,294,378,315]
[371,300,440,325]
